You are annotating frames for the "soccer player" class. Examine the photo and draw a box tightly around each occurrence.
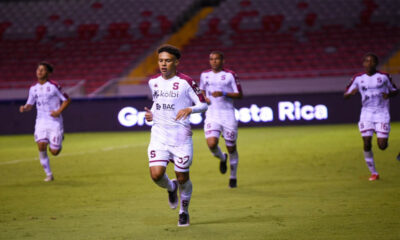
[344,53,398,181]
[144,45,207,227]
[19,62,71,182]
[199,51,243,188]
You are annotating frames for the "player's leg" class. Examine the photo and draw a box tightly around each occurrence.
[359,121,379,181]
[377,138,388,150]
[35,127,54,181]
[175,171,191,227]
[397,152,400,161]
[48,127,63,156]
[148,143,178,209]
[172,143,193,227]
[205,122,226,161]
[223,127,239,188]
[375,122,390,151]
[204,121,227,173]
[362,133,379,180]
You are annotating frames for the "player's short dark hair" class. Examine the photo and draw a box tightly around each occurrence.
[38,61,54,73]
[210,50,224,60]
[364,52,379,65]
[157,45,181,59]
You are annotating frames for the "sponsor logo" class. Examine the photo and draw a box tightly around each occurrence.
[155,103,175,110]
[118,101,329,127]
[153,90,179,99]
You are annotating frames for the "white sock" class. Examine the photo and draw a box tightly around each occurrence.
[210,146,225,161]
[364,151,377,175]
[39,151,52,176]
[178,180,192,214]
[154,174,175,192]
[229,151,239,179]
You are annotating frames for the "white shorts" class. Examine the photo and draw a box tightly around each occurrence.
[204,121,238,147]
[358,121,390,138]
[148,140,193,172]
[34,125,64,150]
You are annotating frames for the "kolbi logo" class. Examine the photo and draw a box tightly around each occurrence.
[153,90,179,99]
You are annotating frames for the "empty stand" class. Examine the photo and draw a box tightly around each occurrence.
[0,0,196,94]
[179,0,400,81]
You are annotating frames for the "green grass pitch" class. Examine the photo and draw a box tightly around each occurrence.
[1,123,399,240]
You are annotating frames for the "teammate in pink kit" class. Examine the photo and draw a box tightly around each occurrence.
[145,45,207,227]
[344,53,398,181]
[200,51,243,188]
[19,62,71,182]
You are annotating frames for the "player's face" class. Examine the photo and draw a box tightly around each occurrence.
[363,56,377,72]
[158,51,178,79]
[209,53,223,71]
[36,65,49,80]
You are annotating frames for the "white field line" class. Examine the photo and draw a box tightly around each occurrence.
[0,143,146,166]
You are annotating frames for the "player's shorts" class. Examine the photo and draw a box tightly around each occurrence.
[358,121,390,138]
[204,120,238,147]
[147,140,193,172]
[34,125,64,150]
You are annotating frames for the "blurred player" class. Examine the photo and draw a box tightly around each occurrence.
[344,53,398,181]
[19,62,71,182]
[199,51,243,188]
[144,45,207,227]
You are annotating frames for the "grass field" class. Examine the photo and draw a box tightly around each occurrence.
[0,123,399,240]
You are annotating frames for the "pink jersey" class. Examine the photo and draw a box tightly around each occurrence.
[199,69,242,119]
[345,71,397,122]
[148,72,207,146]
[26,81,68,126]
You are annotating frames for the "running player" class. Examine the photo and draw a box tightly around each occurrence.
[344,53,398,181]
[144,45,207,227]
[19,62,71,182]
[199,51,243,188]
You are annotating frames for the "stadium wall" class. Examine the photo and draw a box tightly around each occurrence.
[1,93,400,135]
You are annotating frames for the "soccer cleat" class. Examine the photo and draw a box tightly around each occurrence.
[168,179,178,209]
[368,174,379,181]
[178,212,190,227]
[219,153,228,174]
[229,178,237,188]
[44,175,54,182]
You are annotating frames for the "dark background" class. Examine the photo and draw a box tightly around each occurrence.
[1,92,399,134]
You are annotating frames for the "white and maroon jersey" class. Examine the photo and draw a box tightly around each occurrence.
[26,81,68,126]
[345,71,398,122]
[200,69,242,120]
[148,72,206,146]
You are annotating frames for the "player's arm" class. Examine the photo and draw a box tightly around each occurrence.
[211,73,243,99]
[19,104,33,113]
[176,82,208,120]
[144,107,153,122]
[20,87,35,113]
[201,90,211,105]
[382,76,398,99]
[344,78,358,99]
[344,88,358,99]
[51,97,71,118]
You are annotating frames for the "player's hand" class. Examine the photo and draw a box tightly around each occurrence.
[144,107,153,122]
[211,91,223,97]
[175,108,192,120]
[51,110,61,118]
[382,92,389,99]
[19,105,25,113]
[205,97,211,105]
